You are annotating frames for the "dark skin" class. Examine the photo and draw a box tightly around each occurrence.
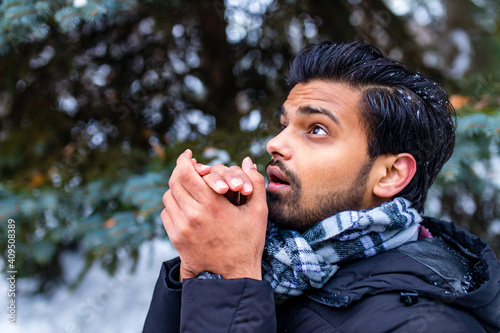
[162,151,267,281]
[161,81,417,281]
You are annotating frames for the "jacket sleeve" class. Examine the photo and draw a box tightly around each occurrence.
[143,257,277,333]
[180,277,277,332]
[143,257,183,333]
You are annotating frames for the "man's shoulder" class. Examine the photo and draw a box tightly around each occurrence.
[279,217,500,332]
[276,290,484,333]
[277,290,405,332]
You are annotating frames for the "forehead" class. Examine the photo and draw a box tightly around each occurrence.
[282,81,362,123]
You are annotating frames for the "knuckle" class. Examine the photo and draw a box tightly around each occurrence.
[184,209,200,223]
[204,174,222,188]
[177,224,191,240]
[163,190,170,204]
[211,164,226,172]
[225,166,241,179]
[229,165,242,172]
[160,211,168,226]
[229,166,246,179]
[206,204,220,219]
[178,168,191,183]
[168,232,180,246]
[168,173,178,188]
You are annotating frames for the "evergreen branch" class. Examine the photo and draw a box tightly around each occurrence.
[0,0,143,55]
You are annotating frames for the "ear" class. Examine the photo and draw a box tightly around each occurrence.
[372,153,416,198]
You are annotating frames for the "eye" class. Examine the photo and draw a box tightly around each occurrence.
[278,123,287,133]
[309,125,328,135]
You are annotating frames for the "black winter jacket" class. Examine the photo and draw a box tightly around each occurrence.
[143,218,500,332]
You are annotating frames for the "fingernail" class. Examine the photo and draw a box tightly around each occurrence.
[200,164,210,170]
[243,183,253,192]
[231,178,243,187]
[244,156,255,169]
[216,180,228,190]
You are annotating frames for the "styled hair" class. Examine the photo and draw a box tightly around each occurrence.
[286,40,456,212]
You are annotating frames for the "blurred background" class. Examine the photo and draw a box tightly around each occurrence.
[0,0,499,331]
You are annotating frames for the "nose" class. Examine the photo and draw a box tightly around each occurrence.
[266,129,292,160]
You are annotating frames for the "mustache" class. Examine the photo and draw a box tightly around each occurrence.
[266,159,299,186]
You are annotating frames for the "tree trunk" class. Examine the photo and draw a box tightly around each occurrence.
[195,0,240,131]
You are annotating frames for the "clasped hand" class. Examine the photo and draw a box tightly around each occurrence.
[161,150,268,281]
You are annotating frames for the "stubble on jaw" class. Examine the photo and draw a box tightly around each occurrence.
[266,157,375,232]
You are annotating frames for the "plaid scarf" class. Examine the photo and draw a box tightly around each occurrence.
[262,197,421,298]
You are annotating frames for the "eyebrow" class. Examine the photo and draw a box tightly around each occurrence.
[280,105,341,127]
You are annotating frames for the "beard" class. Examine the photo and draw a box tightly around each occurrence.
[266,158,375,232]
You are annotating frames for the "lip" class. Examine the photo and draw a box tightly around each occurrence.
[266,165,291,192]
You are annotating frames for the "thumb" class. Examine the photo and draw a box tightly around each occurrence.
[242,157,267,201]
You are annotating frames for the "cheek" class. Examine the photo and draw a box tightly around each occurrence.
[299,156,359,193]
[296,161,333,194]
[293,139,367,193]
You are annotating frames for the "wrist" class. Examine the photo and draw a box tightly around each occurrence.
[224,265,262,280]
[179,263,197,282]
[179,260,263,281]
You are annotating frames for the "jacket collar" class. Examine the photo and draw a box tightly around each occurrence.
[305,218,500,329]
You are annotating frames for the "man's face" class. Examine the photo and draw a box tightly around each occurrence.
[265,80,381,232]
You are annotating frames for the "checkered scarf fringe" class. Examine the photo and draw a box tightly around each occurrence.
[262,197,421,298]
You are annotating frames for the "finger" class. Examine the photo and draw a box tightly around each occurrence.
[169,149,210,203]
[200,172,247,205]
[163,189,191,245]
[161,207,174,236]
[169,176,205,217]
[211,164,253,195]
[201,173,230,194]
[241,156,267,201]
[163,190,182,232]
[194,163,211,176]
[229,166,254,195]
[191,158,211,176]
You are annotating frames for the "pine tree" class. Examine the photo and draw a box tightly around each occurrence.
[1,0,499,291]
[0,0,144,55]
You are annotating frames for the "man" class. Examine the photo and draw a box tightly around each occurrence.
[143,41,500,332]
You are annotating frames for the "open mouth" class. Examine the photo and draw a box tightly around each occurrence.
[267,165,291,191]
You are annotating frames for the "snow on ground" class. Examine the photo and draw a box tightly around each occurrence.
[0,239,178,333]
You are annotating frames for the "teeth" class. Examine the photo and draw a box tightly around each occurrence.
[274,177,289,185]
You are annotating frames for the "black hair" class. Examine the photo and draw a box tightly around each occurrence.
[286,40,456,212]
